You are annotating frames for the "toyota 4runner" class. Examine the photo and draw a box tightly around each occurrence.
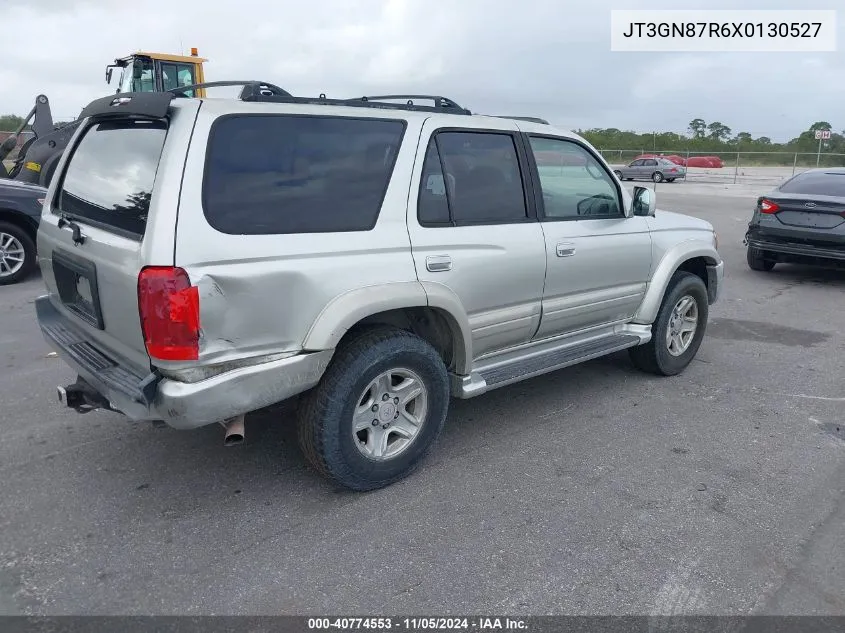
[34,83,723,491]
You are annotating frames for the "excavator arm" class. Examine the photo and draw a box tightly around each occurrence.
[0,94,71,185]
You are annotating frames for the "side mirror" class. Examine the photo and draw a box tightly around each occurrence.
[105,66,114,84]
[632,186,656,217]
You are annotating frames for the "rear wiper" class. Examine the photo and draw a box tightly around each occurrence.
[57,214,86,245]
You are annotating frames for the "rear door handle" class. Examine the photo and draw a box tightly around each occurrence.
[426,255,452,272]
[556,242,576,257]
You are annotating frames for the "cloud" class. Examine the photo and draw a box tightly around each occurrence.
[0,0,843,140]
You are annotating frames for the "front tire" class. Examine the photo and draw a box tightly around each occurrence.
[0,221,37,286]
[613,170,623,180]
[298,326,450,491]
[629,271,709,376]
[747,246,776,271]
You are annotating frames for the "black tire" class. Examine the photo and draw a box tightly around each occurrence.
[0,221,37,286]
[629,271,709,376]
[652,171,664,183]
[667,178,676,183]
[613,170,623,180]
[747,246,776,271]
[297,326,450,491]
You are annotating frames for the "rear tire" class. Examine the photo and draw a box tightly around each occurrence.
[0,221,37,286]
[667,178,676,182]
[297,326,450,491]
[629,271,709,376]
[747,246,776,271]
[652,171,664,183]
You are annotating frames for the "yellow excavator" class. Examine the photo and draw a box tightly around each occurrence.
[106,48,208,98]
[1,49,208,187]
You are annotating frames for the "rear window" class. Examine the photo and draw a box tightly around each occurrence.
[58,119,166,238]
[202,114,406,234]
[779,171,845,197]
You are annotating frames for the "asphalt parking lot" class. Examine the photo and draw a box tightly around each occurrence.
[1,183,843,616]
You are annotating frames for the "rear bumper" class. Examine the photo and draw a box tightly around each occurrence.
[746,230,845,263]
[36,295,333,429]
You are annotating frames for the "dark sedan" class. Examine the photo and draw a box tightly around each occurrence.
[745,168,845,272]
[0,179,47,285]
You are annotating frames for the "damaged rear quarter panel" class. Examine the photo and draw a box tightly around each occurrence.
[167,101,424,373]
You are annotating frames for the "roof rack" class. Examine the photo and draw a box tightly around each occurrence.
[167,81,472,116]
[345,95,471,114]
[236,91,472,115]
[169,80,292,99]
[492,115,550,125]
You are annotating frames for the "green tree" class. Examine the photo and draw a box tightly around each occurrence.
[809,121,832,131]
[688,118,706,139]
[707,121,732,141]
[735,132,752,144]
[0,114,26,132]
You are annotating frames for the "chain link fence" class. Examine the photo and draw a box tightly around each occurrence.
[598,149,845,186]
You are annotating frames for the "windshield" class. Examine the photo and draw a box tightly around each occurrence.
[117,58,155,93]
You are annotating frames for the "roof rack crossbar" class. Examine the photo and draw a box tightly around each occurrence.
[169,80,292,98]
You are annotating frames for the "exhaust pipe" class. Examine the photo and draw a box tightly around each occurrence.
[221,414,245,446]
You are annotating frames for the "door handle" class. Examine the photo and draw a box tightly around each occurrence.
[426,255,452,272]
[556,242,576,257]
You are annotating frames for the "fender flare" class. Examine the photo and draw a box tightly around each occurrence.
[418,281,473,375]
[632,240,720,324]
[301,280,474,376]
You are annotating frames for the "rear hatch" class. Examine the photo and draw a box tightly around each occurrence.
[37,98,197,376]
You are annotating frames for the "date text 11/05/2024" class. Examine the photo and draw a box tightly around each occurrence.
[307,618,528,630]
[621,21,823,39]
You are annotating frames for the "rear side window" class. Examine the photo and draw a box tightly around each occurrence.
[779,171,845,197]
[58,119,166,238]
[203,115,406,234]
[417,131,528,226]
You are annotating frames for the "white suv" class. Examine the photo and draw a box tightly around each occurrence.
[35,83,723,490]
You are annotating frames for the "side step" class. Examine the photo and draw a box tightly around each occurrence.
[453,333,641,397]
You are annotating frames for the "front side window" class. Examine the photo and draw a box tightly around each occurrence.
[528,136,622,220]
[417,131,528,226]
[203,114,405,234]
[161,63,196,96]
[58,119,167,237]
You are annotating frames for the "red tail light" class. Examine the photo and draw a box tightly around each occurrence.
[759,199,780,214]
[137,266,200,361]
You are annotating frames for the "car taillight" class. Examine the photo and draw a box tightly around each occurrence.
[759,199,780,214]
[669,167,677,172]
[137,266,200,361]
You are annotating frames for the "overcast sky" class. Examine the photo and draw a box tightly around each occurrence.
[1,0,842,141]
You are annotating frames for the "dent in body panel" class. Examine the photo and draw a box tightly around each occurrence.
[172,102,425,371]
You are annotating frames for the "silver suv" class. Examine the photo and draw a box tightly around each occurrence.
[35,83,723,491]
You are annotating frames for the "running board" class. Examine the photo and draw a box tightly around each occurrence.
[451,333,641,398]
